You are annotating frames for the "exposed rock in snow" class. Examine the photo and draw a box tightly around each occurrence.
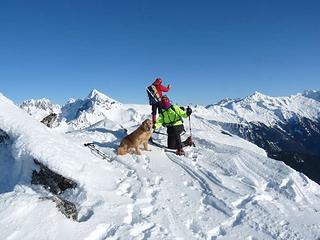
[31,159,77,195]
[0,129,10,144]
[40,113,58,128]
[40,195,78,221]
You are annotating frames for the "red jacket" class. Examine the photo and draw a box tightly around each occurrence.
[153,79,170,98]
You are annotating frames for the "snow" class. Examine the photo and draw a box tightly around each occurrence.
[57,89,144,130]
[204,91,320,126]
[20,98,61,121]
[1,91,320,239]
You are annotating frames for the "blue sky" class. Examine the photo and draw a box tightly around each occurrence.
[1,0,319,105]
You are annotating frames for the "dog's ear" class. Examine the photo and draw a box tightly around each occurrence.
[143,119,151,126]
[142,119,151,131]
[141,119,146,127]
[145,120,150,127]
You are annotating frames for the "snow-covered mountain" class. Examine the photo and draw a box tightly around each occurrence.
[204,91,320,125]
[2,91,320,239]
[59,89,145,130]
[20,89,320,184]
[302,89,320,102]
[20,98,61,121]
[60,89,119,122]
[195,91,320,184]
[19,89,146,131]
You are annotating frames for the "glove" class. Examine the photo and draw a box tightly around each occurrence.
[152,124,156,130]
[167,84,171,89]
[180,106,185,111]
[186,106,192,116]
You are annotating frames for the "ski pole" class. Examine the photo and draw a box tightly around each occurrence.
[189,116,192,136]
[188,106,192,137]
[187,106,196,147]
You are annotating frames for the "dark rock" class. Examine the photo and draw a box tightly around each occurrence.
[2,130,79,220]
[41,113,58,128]
[0,129,10,144]
[41,195,78,221]
[31,159,79,220]
[220,130,233,137]
[32,159,77,194]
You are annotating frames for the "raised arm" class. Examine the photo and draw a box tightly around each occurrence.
[159,84,170,92]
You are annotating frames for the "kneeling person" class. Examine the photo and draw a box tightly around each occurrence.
[153,96,192,155]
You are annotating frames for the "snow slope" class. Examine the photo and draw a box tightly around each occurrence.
[1,92,320,239]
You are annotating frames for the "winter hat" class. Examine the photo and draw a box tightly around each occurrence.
[161,95,171,109]
[153,77,162,85]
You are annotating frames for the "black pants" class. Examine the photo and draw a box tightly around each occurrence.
[151,101,162,116]
[167,125,185,150]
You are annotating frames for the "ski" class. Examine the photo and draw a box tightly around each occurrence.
[84,143,114,162]
[149,138,169,149]
[150,136,195,149]
[152,130,168,136]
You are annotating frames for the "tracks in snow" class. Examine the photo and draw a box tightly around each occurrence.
[83,139,320,239]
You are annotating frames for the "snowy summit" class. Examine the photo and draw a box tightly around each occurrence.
[0,90,320,239]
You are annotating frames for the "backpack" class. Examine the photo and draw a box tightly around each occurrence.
[146,85,161,105]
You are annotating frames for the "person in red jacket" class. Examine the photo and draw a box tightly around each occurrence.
[146,77,170,124]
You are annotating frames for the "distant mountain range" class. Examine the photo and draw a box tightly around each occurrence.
[20,89,144,130]
[203,90,320,183]
[20,89,320,183]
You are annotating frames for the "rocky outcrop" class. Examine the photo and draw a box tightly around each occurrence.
[0,129,10,144]
[40,195,78,221]
[40,113,58,128]
[31,159,78,220]
[32,159,77,194]
[1,129,78,219]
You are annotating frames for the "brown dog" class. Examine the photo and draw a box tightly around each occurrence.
[117,119,153,155]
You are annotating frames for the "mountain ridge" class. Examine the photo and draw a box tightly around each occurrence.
[1,91,320,239]
[19,89,320,183]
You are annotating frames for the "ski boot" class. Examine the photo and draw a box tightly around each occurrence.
[176,148,185,156]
